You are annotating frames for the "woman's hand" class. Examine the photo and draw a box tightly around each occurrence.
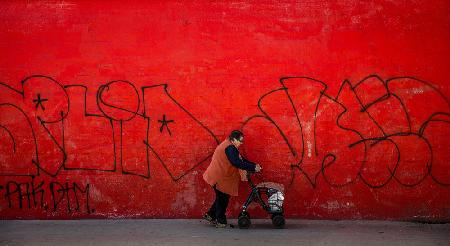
[255,164,262,172]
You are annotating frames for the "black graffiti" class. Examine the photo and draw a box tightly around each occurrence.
[1,73,448,189]
[50,181,91,213]
[242,75,449,189]
[0,103,40,177]
[0,75,218,181]
[0,177,91,214]
[32,93,48,111]
[158,114,174,135]
[0,125,15,153]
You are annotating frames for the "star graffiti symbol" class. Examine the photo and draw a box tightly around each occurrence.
[33,93,48,111]
[158,114,174,135]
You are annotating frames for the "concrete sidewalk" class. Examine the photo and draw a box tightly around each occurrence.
[1,219,449,246]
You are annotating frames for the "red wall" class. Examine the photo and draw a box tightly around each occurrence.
[0,0,449,221]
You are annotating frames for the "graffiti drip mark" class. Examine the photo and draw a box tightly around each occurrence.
[32,93,48,111]
[158,114,174,135]
[242,74,449,189]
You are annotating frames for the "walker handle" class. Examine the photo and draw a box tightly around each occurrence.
[246,168,263,188]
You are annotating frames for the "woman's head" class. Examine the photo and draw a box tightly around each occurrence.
[229,130,244,148]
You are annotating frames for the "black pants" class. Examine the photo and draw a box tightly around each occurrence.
[207,185,230,224]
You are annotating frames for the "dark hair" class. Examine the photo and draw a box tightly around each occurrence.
[228,130,243,141]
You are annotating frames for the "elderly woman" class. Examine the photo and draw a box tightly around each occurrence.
[203,130,262,228]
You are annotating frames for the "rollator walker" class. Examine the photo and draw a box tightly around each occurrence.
[237,171,286,229]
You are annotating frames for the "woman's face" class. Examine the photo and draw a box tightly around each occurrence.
[231,137,244,148]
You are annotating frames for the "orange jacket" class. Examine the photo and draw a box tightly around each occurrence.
[203,139,241,196]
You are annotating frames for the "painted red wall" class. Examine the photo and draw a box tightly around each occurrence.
[0,0,449,221]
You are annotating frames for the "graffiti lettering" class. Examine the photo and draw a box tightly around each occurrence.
[0,74,448,192]
[0,177,91,214]
[0,76,218,182]
[241,75,449,189]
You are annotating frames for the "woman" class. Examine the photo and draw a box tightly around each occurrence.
[203,130,262,228]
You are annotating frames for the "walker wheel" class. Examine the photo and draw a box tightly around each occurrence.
[238,211,250,219]
[238,213,251,229]
[271,214,285,229]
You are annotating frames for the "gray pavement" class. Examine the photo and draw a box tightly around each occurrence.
[1,219,449,246]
